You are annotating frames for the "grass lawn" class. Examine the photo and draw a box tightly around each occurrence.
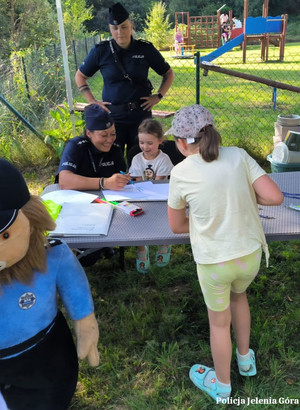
[67,241,300,409]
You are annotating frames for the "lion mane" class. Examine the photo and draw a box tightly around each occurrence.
[0,195,56,287]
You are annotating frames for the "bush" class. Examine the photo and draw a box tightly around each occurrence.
[43,102,85,158]
[286,18,300,41]
[144,2,172,50]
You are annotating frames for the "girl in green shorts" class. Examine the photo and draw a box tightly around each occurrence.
[167,105,283,403]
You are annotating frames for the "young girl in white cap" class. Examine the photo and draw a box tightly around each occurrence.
[167,105,283,402]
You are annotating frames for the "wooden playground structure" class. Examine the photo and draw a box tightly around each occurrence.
[242,0,287,62]
[174,0,288,62]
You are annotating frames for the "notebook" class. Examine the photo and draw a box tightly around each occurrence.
[42,189,98,205]
[102,181,169,202]
[48,202,113,236]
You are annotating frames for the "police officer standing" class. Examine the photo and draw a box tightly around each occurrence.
[75,2,175,155]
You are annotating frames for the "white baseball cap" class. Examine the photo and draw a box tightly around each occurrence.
[165,105,214,142]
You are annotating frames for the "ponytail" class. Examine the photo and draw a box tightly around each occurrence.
[197,125,222,162]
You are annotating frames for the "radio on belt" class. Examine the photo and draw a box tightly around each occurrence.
[116,201,144,216]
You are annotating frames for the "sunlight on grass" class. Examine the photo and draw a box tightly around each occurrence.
[66,239,300,409]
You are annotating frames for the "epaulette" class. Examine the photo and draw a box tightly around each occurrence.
[76,138,89,146]
[48,238,63,248]
[137,39,152,45]
[95,40,109,48]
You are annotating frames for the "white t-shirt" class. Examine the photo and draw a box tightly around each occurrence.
[129,150,174,180]
[220,13,229,24]
[168,147,268,265]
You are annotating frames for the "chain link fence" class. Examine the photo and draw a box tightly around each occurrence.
[196,43,300,160]
[0,36,299,165]
[159,43,300,160]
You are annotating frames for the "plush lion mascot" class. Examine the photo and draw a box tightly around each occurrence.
[0,158,99,410]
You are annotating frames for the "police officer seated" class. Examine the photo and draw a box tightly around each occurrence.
[56,104,130,191]
[56,104,130,266]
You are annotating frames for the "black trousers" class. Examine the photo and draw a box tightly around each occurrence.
[0,311,78,410]
[111,105,152,156]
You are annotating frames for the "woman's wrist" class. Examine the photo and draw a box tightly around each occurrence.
[99,177,107,190]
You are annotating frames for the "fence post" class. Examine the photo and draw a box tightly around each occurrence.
[85,36,88,55]
[72,40,78,71]
[21,57,30,100]
[272,87,277,110]
[0,93,43,142]
[195,51,200,104]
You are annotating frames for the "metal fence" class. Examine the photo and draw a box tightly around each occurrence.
[0,36,299,164]
[160,43,300,160]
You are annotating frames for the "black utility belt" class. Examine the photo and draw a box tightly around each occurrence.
[0,311,60,359]
[109,101,142,112]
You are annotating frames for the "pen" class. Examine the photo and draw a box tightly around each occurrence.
[120,170,134,185]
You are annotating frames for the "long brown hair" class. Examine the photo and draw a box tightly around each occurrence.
[197,125,222,162]
[0,195,56,287]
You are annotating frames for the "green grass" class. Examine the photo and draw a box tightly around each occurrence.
[66,241,300,409]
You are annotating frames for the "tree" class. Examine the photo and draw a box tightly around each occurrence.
[0,0,57,58]
[84,0,153,34]
[167,0,222,25]
[144,2,172,49]
[63,0,94,41]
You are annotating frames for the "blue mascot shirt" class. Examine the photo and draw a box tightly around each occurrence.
[0,241,94,353]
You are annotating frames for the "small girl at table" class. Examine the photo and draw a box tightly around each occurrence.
[129,118,174,273]
[167,105,283,402]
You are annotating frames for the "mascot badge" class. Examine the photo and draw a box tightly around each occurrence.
[0,159,99,409]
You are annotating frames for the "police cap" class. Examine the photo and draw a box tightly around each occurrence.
[84,104,114,131]
[0,158,30,233]
[108,2,129,25]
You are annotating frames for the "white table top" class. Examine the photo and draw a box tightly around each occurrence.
[42,172,300,248]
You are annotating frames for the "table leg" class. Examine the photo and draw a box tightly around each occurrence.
[119,247,125,270]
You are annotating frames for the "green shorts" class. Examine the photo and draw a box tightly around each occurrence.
[197,247,262,312]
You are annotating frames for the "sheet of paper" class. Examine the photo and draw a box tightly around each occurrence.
[48,203,113,236]
[41,189,98,205]
[102,181,169,202]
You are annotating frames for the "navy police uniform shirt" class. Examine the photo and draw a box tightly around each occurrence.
[79,38,170,105]
[57,135,126,179]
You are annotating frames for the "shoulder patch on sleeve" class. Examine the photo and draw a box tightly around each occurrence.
[137,39,152,45]
[48,238,63,248]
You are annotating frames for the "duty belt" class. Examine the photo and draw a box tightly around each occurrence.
[109,101,141,112]
[0,312,59,359]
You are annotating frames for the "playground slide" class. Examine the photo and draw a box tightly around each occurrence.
[200,34,244,63]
